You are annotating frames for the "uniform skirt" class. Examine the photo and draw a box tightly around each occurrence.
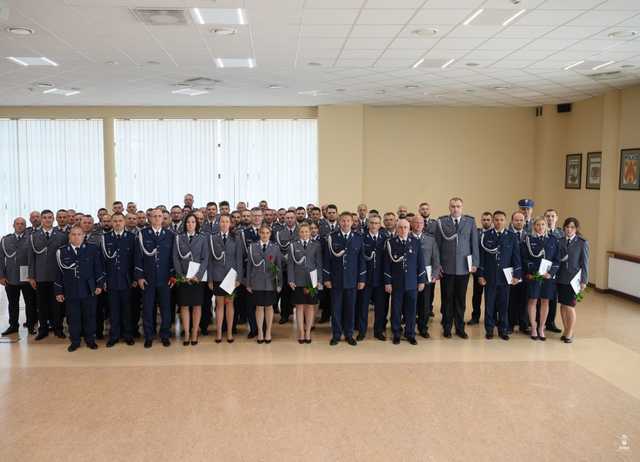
[176,282,204,306]
[557,283,577,307]
[252,290,276,307]
[526,277,556,300]
[211,281,232,297]
[292,286,318,305]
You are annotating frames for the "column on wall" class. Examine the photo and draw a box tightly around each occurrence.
[103,117,116,207]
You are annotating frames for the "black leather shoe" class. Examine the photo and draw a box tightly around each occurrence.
[563,336,573,343]
[161,338,171,347]
[86,342,98,350]
[35,331,49,341]
[215,338,222,343]
[247,332,257,339]
[1,326,19,336]
[538,335,546,342]
[485,333,494,340]
[95,333,104,340]
[500,333,510,341]
[305,339,312,344]
[257,339,264,344]
[265,339,272,344]
[106,339,118,348]
[298,339,305,344]
[227,338,234,344]
[125,339,135,346]
[183,341,190,346]
[530,335,538,341]
[133,331,142,339]
[144,339,153,348]
[456,331,469,339]
[407,337,417,345]
[278,318,289,324]
[68,344,80,352]
[191,340,198,346]
[443,331,452,339]
[374,333,386,341]
[392,336,400,345]
[467,319,480,325]
[419,330,430,339]
[55,330,66,339]
[356,333,365,341]
[546,325,562,333]
[560,335,567,341]
[346,337,357,346]
[329,338,339,346]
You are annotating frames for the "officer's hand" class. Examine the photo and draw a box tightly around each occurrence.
[580,283,586,291]
[95,288,102,295]
[511,278,521,285]
[246,286,253,293]
[168,277,176,288]
[385,284,392,294]
[235,281,240,288]
[470,266,477,273]
[277,287,281,293]
[478,277,487,286]
[418,283,425,292]
[208,281,214,290]
[56,294,64,303]
[317,283,322,290]
[289,282,296,290]
[324,281,332,289]
[191,276,200,283]
[137,278,147,290]
[543,272,551,279]
[29,278,37,289]
[0,277,7,286]
[357,282,365,290]
[131,281,137,288]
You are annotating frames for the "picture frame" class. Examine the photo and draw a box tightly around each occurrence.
[565,153,582,189]
[619,148,640,191]
[586,152,602,190]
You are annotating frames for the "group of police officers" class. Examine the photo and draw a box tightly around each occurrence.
[0,194,589,351]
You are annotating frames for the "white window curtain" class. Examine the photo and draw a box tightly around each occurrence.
[114,118,317,210]
[0,119,105,233]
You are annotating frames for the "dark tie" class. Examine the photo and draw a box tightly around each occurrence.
[189,235,193,243]
[289,229,293,237]
[116,233,121,240]
[223,234,227,245]
[156,232,160,238]
[343,234,348,240]
[454,218,459,231]
[262,244,266,252]
[45,232,50,240]
[424,219,429,228]
[303,241,307,249]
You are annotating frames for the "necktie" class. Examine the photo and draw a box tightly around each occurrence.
[454,218,459,231]
[45,232,50,240]
[289,229,293,237]
[189,235,193,243]
[156,231,160,238]
[117,233,121,240]
[262,244,267,252]
[303,241,307,249]
[223,234,227,245]
[343,233,348,240]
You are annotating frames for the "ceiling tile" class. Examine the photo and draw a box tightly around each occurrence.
[350,25,405,37]
[410,9,473,25]
[302,9,360,24]
[356,9,416,25]
[516,9,583,26]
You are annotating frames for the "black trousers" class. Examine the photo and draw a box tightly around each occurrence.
[319,288,331,320]
[5,283,37,328]
[36,282,62,333]
[471,273,484,321]
[441,274,469,334]
[95,292,108,337]
[416,283,433,333]
[67,296,97,346]
[509,282,529,330]
[130,286,142,335]
[426,282,435,316]
[279,272,293,320]
[108,288,132,341]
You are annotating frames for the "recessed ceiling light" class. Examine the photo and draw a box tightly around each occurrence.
[592,60,615,70]
[307,62,322,67]
[411,28,439,37]
[441,58,455,69]
[146,60,160,65]
[6,27,34,36]
[466,62,480,67]
[43,88,79,96]
[268,84,284,89]
[463,9,484,26]
[375,89,386,94]
[502,9,526,26]
[34,82,54,88]
[493,85,510,90]
[191,8,247,25]
[215,57,255,68]
[405,85,419,89]
[6,56,58,66]
[412,58,425,69]
[172,88,209,96]
[563,60,584,70]
[210,27,237,36]
[608,30,638,39]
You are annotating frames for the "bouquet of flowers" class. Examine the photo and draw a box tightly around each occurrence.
[174,275,189,286]
[530,272,545,282]
[304,283,318,298]
[267,255,279,288]
[576,287,588,303]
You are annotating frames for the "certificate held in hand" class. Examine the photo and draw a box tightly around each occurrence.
[538,258,552,276]
[219,268,237,295]
[186,262,206,281]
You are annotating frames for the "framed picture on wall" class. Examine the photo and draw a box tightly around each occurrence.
[586,152,602,189]
[619,149,640,190]
[565,153,582,189]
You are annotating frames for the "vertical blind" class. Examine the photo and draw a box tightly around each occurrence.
[0,119,105,232]
[115,118,318,210]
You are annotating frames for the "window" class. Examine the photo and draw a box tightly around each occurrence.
[0,119,105,231]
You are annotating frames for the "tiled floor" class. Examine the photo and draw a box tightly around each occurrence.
[1,290,638,461]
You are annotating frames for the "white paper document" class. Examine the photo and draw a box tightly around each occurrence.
[503,267,514,284]
[309,269,318,287]
[426,265,432,282]
[570,270,582,294]
[538,258,552,275]
[467,255,473,272]
[19,266,29,282]
[219,268,237,294]
[186,261,206,281]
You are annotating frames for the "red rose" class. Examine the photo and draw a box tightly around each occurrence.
[267,255,273,262]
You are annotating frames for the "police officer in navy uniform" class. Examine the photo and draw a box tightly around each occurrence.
[435,197,479,339]
[356,214,386,341]
[469,212,494,325]
[28,209,68,340]
[410,215,440,339]
[323,211,366,346]
[508,211,529,334]
[0,217,37,335]
[275,210,298,324]
[134,208,176,348]
[518,198,535,234]
[542,208,564,333]
[54,225,105,352]
[477,211,522,340]
[101,212,136,347]
[318,204,339,238]
[384,219,426,345]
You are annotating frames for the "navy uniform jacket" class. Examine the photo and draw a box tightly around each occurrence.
[101,230,135,291]
[478,229,522,286]
[169,221,183,235]
[134,228,175,286]
[84,230,102,246]
[287,239,323,286]
[240,226,261,254]
[28,227,68,282]
[521,234,560,277]
[549,227,564,240]
[383,235,426,291]
[323,230,366,290]
[0,233,30,285]
[362,233,386,288]
[509,225,528,243]
[246,241,283,291]
[54,243,105,299]
[207,232,244,282]
[435,215,479,276]
[557,235,590,285]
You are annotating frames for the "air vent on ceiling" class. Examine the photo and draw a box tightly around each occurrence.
[587,71,624,81]
[131,8,190,26]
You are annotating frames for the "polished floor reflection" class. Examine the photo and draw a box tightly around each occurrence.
[1,290,639,462]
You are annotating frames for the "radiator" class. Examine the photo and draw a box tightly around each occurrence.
[608,256,640,298]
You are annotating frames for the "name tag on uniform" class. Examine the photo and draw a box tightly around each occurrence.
[20,266,29,282]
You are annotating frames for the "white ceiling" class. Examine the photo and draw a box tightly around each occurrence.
[1,0,640,106]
